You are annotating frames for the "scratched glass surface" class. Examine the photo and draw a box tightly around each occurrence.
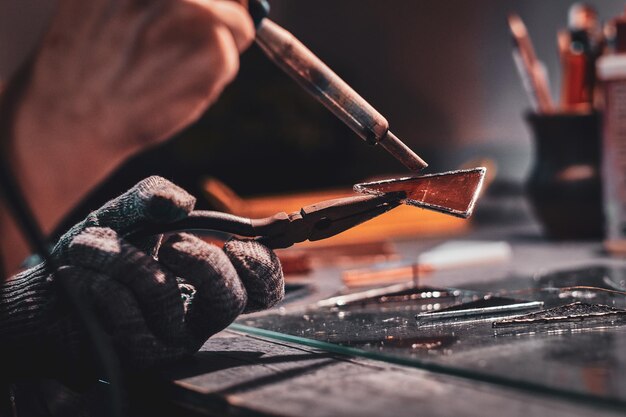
[235,266,626,405]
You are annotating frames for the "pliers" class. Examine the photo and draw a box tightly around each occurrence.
[130,192,405,249]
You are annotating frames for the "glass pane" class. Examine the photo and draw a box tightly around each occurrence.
[354,168,485,218]
[235,265,626,405]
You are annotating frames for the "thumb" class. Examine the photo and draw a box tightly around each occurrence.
[187,0,255,52]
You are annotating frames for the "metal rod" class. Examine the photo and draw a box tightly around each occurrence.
[255,19,427,171]
[379,131,428,171]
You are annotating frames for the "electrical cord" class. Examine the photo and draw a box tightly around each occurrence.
[0,59,124,417]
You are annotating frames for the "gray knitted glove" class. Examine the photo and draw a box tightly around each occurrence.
[0,176,284,380]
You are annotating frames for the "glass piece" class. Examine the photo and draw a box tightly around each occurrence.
[353,168,486,218]
[235,264,626,406]
[492,302,626,327]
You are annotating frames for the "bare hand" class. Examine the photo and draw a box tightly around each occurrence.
[2,0,254,272]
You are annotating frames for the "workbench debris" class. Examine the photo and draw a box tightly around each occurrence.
[492,302,626,327]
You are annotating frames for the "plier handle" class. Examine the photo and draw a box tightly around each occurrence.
[129,192,404,249]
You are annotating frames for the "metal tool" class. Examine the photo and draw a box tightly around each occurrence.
[354,167,486,218]
[316,283,459,308]
[492,302,626,328]
[130,192,403,249]
[508,13,554,113]
[248,0,427,171]
[129,168,485,248]
[416,298,544,327]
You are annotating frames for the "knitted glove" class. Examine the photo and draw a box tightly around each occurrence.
[0,177,284,381]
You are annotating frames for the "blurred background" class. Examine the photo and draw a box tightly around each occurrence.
[1,0,625,225]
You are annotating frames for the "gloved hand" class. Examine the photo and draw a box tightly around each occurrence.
[0,176,284,381]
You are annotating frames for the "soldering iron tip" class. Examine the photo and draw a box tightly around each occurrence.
[380,131,428,171]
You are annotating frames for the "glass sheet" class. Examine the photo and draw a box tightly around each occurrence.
[354,168,485,218]
[234,265,626,405]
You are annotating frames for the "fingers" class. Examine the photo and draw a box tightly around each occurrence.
[158,233,247,345]
[31,0,255,167]
[51,1,114,44]
[223,239,284,313]
[66,227,186,343]
[119,2,243,142]
[59,228,282,368]
[188,0,255,52]
[86,271,190,367]
[53,176,194,259]
[94,176,196,232]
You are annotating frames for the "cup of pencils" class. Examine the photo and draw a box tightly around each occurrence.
[509,5,604,239]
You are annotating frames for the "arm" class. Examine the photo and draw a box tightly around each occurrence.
[1,0,254,274]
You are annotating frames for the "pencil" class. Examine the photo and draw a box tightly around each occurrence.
[508,13,554,113]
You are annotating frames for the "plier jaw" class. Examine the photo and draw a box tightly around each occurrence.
[129,191,406,249]
[260,191,405,248]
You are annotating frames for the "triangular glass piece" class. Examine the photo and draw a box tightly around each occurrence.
[353,167,486,218]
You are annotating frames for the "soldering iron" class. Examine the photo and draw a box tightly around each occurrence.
[248,0,428,171]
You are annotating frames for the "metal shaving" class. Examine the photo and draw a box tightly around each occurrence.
[177,278,196,313]
[492,302,626,328]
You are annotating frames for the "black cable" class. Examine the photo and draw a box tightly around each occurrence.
[0,60,124,417]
